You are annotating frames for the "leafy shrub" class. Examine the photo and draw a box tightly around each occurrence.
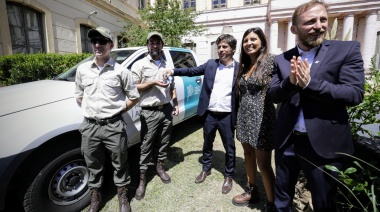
[0,53,91,86]
[326,153,379,212]
[348,56,380,141]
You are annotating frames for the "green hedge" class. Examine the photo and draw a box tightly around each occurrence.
[0,53,92,86]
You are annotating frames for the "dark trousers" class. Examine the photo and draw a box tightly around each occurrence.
[274,133,342,212]
[202,111,236,177]
[139,104,173,171]
[80,119,130,189]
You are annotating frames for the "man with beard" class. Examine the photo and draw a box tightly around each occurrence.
[269,1,364,211]
[164,34,238,194]
[131,31,178,200]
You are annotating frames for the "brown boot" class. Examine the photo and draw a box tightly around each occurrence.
[88,189,101,212]
[156,161,171,184]
[117,187,131,212]
[135,170,146,200]
[232,184,260,206]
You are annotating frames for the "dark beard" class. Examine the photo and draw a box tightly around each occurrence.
[150,50,160,59]
[301,31,325,49]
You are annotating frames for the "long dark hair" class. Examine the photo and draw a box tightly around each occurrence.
[236,27,270,96]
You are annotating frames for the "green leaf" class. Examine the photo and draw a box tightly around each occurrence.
[120,0,206,47]
[344,167,357,174]
[326,165,340,172]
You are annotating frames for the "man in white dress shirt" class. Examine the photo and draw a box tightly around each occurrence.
[165,34,239,194]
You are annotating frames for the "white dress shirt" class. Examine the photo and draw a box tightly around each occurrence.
[207,61,235,112]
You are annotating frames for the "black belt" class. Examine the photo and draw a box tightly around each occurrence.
[141,103,169,111]
[292,130,308,136]
[85,114,122,126]
[208,110,230,115]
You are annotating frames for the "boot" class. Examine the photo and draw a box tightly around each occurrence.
[156,161,171,184]
[135,170,146,200]
[264,201,276,212]
[232,184,260,206]
[117,187,131,212]
[88,189,101,212]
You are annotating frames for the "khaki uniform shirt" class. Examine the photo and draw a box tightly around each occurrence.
[131,54,175,107]
[74,58,139,119]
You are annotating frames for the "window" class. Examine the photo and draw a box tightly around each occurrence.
[6,3,45,54]
[170,51,197,68]
[183,42,196,53]
[213,0,226,9]
[80,25,92,53]
[110,50,137,65]
[127,53,146,70]
[183,0,196,9]
[117,36,128,48]
[139,0,145,9]
[244,0,260,5]
[156,0,169,7]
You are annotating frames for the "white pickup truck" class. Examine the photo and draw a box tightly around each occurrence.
[0,47,202,211]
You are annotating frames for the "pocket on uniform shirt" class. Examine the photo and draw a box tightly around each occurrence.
[103,78,121,96]
[82,78,94,95]
[142,70,157,81]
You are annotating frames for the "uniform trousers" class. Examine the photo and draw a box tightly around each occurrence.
[139,103,173,171]
[80,118,130,189]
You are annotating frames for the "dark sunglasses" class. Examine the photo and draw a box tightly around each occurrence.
[91,38,111,45]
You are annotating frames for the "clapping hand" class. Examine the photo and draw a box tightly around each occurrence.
[290,56,311,88]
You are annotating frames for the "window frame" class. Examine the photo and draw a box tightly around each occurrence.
[169,50,197,68]
[212,0,226,9]
[183,0,196,9]
[244,0,260,5]
[80,25,92,53]
[6,2,45,54]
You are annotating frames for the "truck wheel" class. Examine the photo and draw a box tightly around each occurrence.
[23,148,90,212]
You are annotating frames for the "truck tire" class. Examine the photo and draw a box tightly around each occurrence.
[23,148,90,212]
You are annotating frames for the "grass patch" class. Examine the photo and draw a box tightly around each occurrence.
[91,117,272,212]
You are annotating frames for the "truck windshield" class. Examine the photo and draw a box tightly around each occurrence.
[55,50,137,82]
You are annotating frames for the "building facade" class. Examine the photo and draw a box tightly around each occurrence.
[1,0,380,69]
[0,0,141,55]
[187,0,380,70]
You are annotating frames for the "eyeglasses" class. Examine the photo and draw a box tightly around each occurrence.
[91,38,110,45]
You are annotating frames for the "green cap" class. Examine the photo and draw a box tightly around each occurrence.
[88,26,114,42]
[146,31,164,42]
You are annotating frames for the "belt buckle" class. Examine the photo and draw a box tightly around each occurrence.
[95,118,108,125]
[158,105,164,110]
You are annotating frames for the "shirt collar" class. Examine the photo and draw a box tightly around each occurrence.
[297,45,320,56]
[147,53,166,63]
[218,59,235,68]
[91,57,115,68]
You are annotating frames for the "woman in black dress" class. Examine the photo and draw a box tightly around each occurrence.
[232,27,276,212]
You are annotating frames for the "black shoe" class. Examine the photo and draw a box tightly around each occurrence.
[264,201,276,212]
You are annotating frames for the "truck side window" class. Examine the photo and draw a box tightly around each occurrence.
[169,51,197,68]
[127,53,146,70]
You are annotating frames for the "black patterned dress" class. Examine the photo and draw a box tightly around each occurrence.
[236,55,276,151]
